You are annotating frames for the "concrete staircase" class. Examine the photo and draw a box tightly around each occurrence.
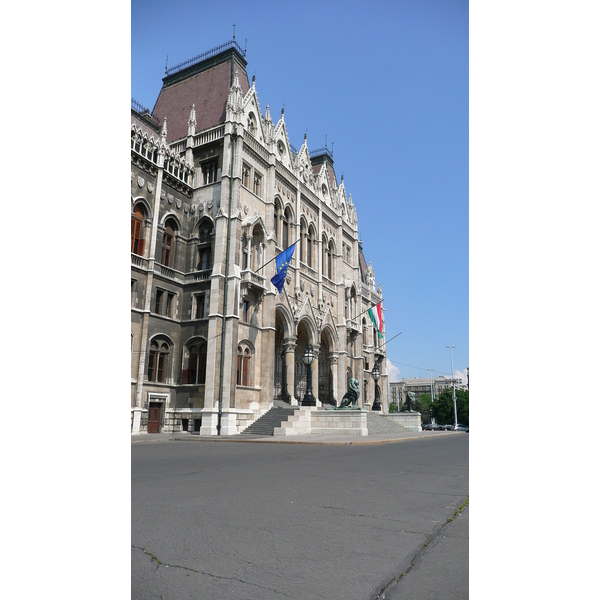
[240,405,298,436]
[366,411,407,435]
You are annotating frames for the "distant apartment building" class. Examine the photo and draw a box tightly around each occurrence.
[389,376,466,409]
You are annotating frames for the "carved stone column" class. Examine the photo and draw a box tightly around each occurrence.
[311,346,320,406]
[330,353,339,406]
[283,337,297,405]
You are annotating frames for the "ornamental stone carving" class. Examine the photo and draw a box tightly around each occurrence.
[176,198,182,209]
[183,203,189,214]
[137,176,145,188]
[161,190,166,200]
[167,194,174,205]
[131,171,134,182]
[147,182,154,193]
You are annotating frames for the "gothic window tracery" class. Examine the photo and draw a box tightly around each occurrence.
[131,204,146,256]
[183,340,207,385]
[237,344,253,386]
[148,340,170,383]
[161,218,178,267]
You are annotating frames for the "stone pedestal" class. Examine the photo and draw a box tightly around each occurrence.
[384,412,422,431]
[199,409,219,436]
[131,407,143,434]
[219,412,238,435]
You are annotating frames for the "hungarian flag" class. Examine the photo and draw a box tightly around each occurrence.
[270,243,296,294]
[368,302,384,338]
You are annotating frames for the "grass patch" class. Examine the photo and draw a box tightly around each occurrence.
[447,497,469,522]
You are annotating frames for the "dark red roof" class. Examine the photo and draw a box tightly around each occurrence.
[152,53,249,142]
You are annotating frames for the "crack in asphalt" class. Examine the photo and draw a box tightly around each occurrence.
[132,546,294,598]
[370,497,469,600]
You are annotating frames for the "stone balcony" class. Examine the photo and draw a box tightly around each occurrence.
[346,318,361,335]
[240,269,267,296]
[374,346,386,359]
[131,253,149,270]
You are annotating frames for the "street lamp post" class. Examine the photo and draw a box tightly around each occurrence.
[446,345,458,426]
[302,343,316,406]
[427,367,434,420]
[371,362,381,411]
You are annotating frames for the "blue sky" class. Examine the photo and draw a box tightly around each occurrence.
[131,0,469,383]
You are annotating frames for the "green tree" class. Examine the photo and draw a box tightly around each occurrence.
[413,393,432,422]
[432,388,469,426]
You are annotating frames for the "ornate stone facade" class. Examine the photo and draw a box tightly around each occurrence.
[131,40,387,434]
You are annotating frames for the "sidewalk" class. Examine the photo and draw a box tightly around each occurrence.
[131,429,466,445]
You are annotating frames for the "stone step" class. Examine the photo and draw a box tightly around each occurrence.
[366,412,406,435]
[240,406,298,436]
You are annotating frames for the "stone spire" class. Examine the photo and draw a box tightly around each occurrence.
[187,104,196,137]
[264,104,273,142]
[226,70,243,119]
[161,117,168,145]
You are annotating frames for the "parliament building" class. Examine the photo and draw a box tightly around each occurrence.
[131,40,388,435]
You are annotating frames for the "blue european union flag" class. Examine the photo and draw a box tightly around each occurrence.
[270,243,296,293]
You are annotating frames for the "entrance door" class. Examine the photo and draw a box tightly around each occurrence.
[148,402,162,433]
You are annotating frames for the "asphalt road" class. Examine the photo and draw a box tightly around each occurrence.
[132,435,469,600]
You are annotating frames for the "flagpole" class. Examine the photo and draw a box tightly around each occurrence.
[353,299,385,322]
[378,331,402,350]
[255,238,301,274]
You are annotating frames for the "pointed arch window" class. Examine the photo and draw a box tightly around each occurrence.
[300,221,306,263]
[248,112,257,136]
[242,163,251,188]
[327,240,334,279]
[161,219,177,267]
[274,200,282,244]
[184,341,207,385]
[131,205,145,256]
[307,228,313,268]
[251,224,264,271]
[148,340,170,383]
[237,345,252,386]
[197,220,213,271]
[282,210,289,250]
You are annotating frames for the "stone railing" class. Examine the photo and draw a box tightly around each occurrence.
[346,319,361,335]
[131,253,149,270]
[194,125,225,147]
[240,269,267,293]
[155,264,188,284]
[243,133,270,163]
[187,269,211,283]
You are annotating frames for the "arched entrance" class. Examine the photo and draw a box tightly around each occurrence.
[318,333,332,405]
[294,322,310,401]
[274,311,289,402]
[274,319,284,400]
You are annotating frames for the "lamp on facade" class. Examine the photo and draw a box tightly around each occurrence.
[371,362,381,411]
[302,343,316,406]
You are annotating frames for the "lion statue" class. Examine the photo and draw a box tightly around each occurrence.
[338,377,360,409]
[404,391,416,412]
